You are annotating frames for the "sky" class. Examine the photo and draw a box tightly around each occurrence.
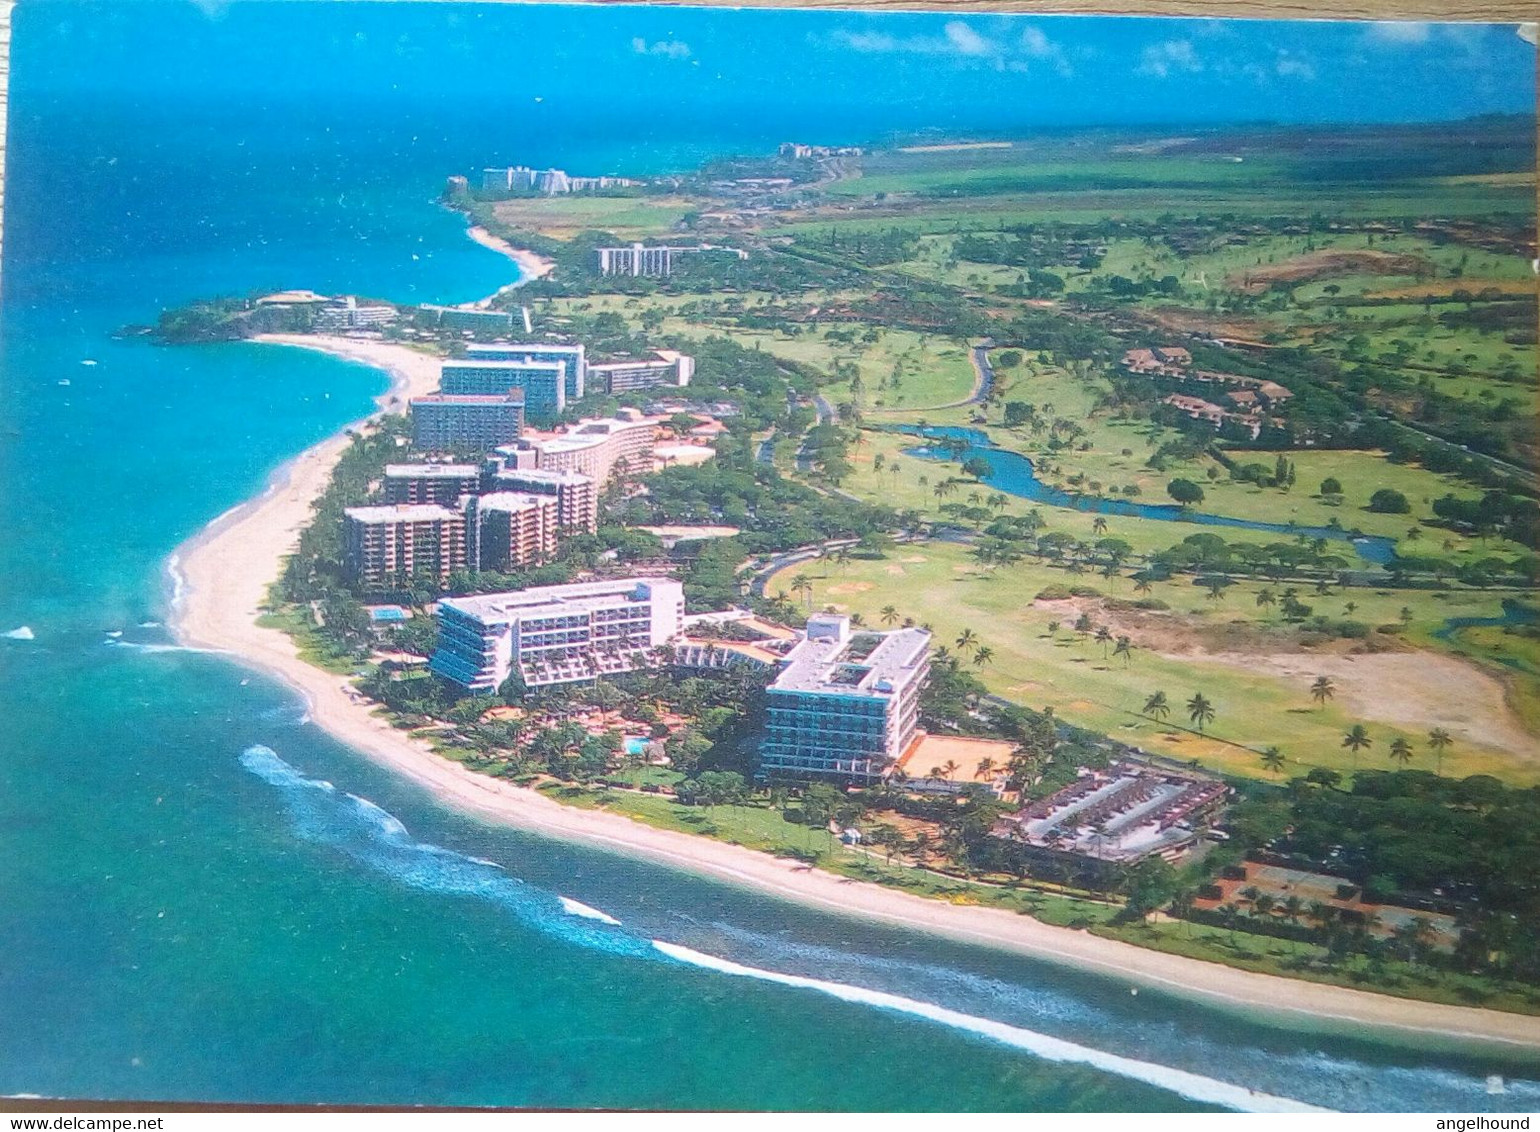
[16,1,1538,129]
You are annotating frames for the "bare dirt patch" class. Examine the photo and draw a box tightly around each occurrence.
[1365,278,1537,300]
[1204,650,1540,760]
[1229,250,1432,294]
[826,582,875,595]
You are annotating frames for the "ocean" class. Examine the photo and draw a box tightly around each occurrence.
[2,1,1537,1111]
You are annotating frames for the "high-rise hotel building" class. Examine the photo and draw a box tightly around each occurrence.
[383,463,480,507]
[440,358,567,419]
[467,492,559,573]
[409,393,525,454]
[760,614,931,784]
[430,577,685,692]
[465,343,586,403]
[343,504,468,592]
[483,465,598,533]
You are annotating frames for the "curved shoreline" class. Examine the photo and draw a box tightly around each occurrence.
[168,336,1540,1058]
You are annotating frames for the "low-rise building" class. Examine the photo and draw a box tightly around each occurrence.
[760,613,931,784]
[430,577,686,692]
[586,349,694,393]
[410,393,525,454]
[315,296,397,332]
[383,463,480,506]
[420,306,517,334]
[343,503,468,592]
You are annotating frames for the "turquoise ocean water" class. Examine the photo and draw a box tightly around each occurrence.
[2,1,1537,1111]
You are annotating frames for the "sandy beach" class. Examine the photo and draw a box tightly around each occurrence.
[467,224,555,296]
[170,336,1540,1055]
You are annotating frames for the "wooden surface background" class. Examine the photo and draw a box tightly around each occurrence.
[595,1,1536,22]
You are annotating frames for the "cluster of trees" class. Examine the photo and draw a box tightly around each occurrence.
[1223,769,1540,982]
[796,227,922,268]
[616,433,904,558]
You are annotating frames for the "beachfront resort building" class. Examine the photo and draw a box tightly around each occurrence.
[497,411,657,485]
[465,343,586,402]
[410,393,525,454]
[420,306,516,334]
[596,243,702,278]
[466,492,559,573]
[430,577,686,692]
[314,295,397,333]
[586,349,694,394]
[343,503,468,592]
[440,358,568,419]
[384,463,480,507]
[482,464,598,533]
[481,166,640,195]
[990,764,1228,878]
[759,613,932,784]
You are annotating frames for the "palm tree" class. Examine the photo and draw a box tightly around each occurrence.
[941,759,960,781]
[1341,724,1373,770]
[1309,675,1336,710]
[974,757,997,781]
[791,573,814,611]
[955,628,979,652]
[1094,626,1113,660]
[1255,587,1276,612]
[1133,576,1153,596]
[1113,635,1133,667]
[973,645,994,669]
[880,604,899,627]
[1389,736,1414,768]
[1260,746,1286,776]
[1186,692,1215,733]
[1427,728,1453,775]
[1142,691,1170,722]
[1092,516,1109,537]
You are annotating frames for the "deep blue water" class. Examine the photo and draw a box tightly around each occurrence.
[2,1,1537,1112]
[896,426,1398,564]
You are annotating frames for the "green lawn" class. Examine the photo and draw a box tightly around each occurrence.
[767,539,1539,786]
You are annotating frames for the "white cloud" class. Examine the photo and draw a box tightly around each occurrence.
[943,20,993,57]
[631,37,691,60]
[1364,21,1433,46]
[1274,55,1316,80]
[827,20,1072,75]
[1136,39,1202,78]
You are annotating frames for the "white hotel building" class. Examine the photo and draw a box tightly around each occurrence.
[759,614,931,784]
[430,577,685,692]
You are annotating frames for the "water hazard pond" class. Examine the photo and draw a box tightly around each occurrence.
[894,426,1397,565]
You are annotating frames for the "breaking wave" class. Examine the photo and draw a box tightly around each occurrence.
[237,743,1359,1112]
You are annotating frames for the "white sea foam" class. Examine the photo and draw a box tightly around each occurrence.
[139,621,162,629]
[652,941,1328,1114]
[104,640,215,655]
[105,629,123,638]
[346,793,410,839]
[3,626,35,641]
[560,897,622,926]
[165,552,187,612]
